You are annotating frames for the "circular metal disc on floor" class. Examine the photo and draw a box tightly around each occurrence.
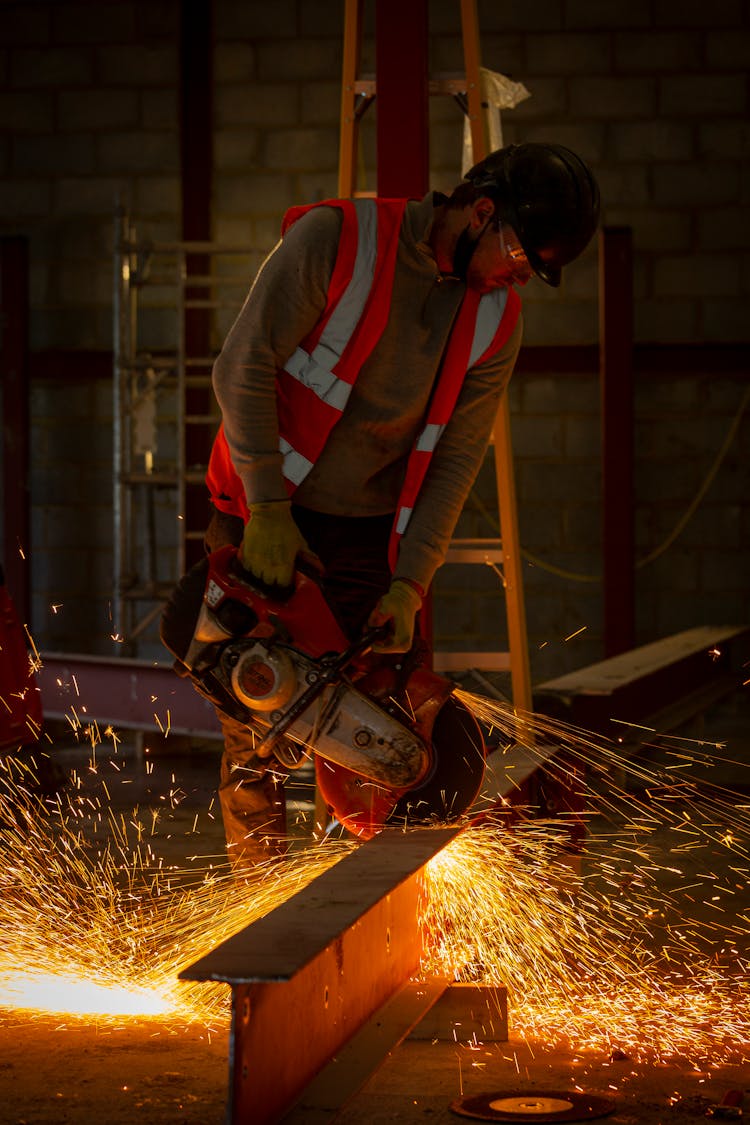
[450,1090,616,1122]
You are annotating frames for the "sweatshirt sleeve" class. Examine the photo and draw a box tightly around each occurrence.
[211,206,342,505]
[392,313,523,593]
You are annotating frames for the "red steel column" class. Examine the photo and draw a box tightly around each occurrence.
[0,237,31,618]
[374,0,432,650]
[375,0,429,199]
[599,226,635,657]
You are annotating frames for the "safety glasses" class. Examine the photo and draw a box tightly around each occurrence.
[497,222,533,281]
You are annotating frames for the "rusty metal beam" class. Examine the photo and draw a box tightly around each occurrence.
[36,651,220,737]
[180,826,461,1124]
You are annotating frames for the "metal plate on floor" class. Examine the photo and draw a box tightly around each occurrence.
[450,1090,616,1122]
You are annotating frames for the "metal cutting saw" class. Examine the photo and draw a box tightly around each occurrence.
[160,546,486,839]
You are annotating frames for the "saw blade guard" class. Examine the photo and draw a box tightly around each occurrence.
[315,679,487,840]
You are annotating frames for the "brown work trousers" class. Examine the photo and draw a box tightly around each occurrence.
[205,505,395,872]
[217,708,289,871]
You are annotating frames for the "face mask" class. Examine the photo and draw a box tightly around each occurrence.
[450,223,480,281]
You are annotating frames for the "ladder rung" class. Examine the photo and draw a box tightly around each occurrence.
[120,470,207,485]
[180,274,251,288]
[139,273,181,286]
[119,372,213,388]
[445,539,503,564]
[432,652,511,673]
[121,584,178,600]
[128,355,177,370]
[121,471,179,485]
[184,299,244,310]
[146,240,255,254]
[352,75,470,97]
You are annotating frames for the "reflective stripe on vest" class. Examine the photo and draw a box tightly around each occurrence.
[416,422,446,453]
[275,197,406,490]
[279,199,381,486]
[278,438,314,487]
[391,285,518,559]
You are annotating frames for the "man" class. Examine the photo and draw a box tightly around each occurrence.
[204,141,600,869]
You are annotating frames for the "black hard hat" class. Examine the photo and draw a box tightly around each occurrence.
[464,142,600,287]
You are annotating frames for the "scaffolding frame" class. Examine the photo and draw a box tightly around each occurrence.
[112,208,254,650]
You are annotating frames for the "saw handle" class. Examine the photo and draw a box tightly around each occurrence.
[229,551,295,602]
[229,547,326,603]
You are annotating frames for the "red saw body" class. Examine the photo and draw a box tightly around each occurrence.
[161,547,486,839]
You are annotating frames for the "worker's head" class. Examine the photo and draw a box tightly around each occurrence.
[448,142,600,290]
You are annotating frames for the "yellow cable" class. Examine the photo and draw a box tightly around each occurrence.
[635,381,750,568]
[468,381,750,583]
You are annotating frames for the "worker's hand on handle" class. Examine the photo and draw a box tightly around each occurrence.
[240,500,313,587]
[368,579,423,654]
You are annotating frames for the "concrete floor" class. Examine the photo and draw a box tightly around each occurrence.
[1,686,749,1123]
[331,1038,750,1125]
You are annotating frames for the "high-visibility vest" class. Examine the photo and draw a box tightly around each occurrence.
[207,197,521,571]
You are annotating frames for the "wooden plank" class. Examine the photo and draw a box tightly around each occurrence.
[533,625,750,738]
[537,625,748,695]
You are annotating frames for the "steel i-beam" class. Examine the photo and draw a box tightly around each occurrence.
[180,825,462,1123]
[36,652,221,737]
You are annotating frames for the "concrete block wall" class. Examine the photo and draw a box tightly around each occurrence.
[632,371,750,643]
[1,2,181,350]
[2,0,747,348]
[433,368,606,685]
[1,0,748,677]
[214,0,750,349]
[434,366,750,684]
[28,376,115,652]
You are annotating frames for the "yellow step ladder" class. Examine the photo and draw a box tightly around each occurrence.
[337,0,532,715]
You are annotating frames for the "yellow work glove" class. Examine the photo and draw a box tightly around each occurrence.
[239,500,310,587]
[368,579,423,654]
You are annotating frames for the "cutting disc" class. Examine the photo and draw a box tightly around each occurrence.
[450,1090,616,1122]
